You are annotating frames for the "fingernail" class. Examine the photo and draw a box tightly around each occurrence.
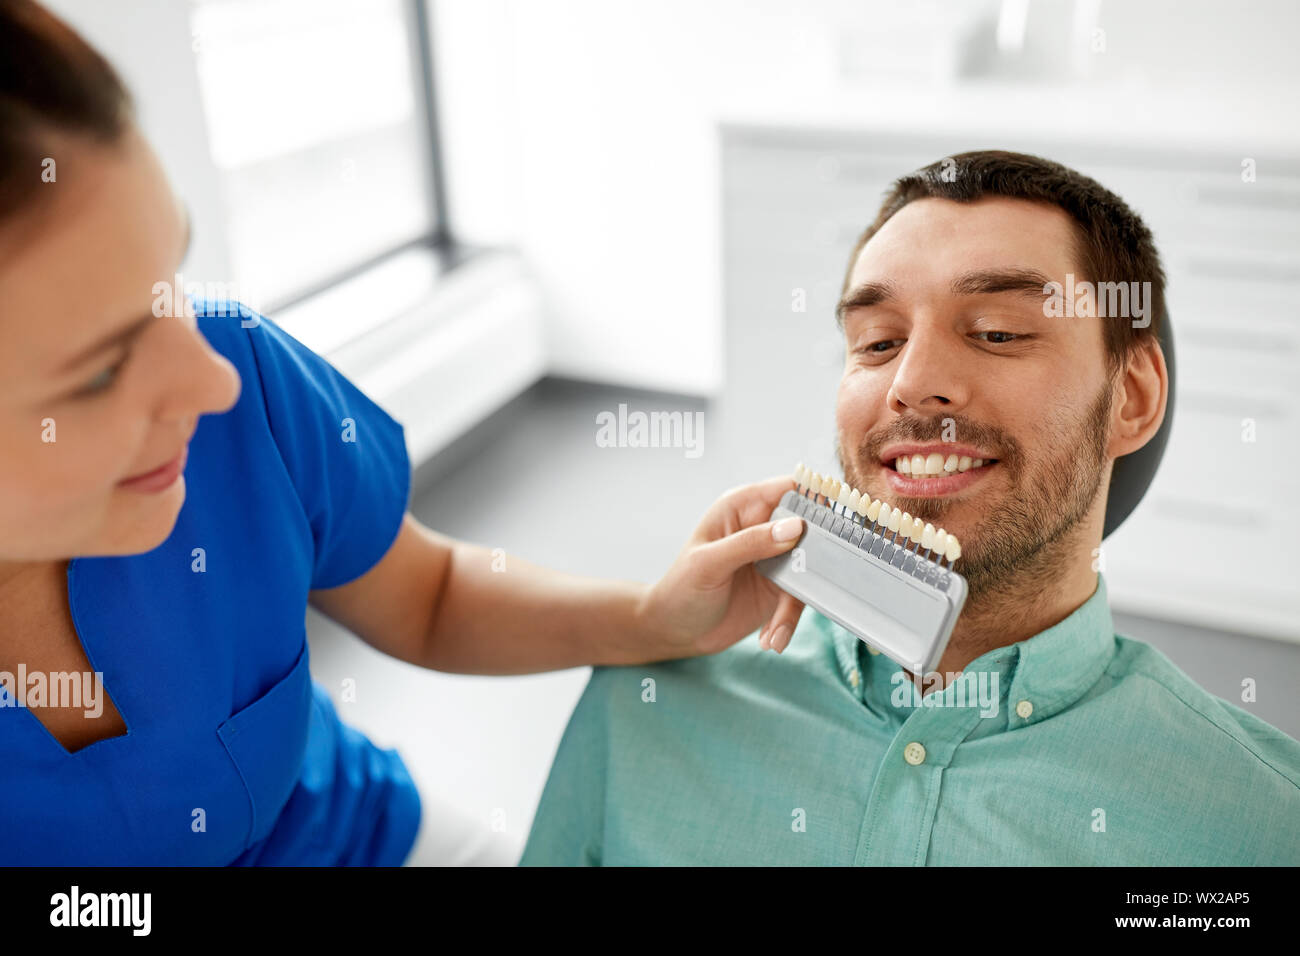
[771,624,791,652]
[771,517,803,542]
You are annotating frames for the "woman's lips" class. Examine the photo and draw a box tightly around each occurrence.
[882,459,997,497]
[118,448,187,493]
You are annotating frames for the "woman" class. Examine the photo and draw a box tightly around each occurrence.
[0,0,806,865]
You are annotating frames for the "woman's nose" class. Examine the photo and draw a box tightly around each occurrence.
[149,318,242,422]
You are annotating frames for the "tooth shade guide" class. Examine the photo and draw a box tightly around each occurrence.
[909,519,924,551]
[755,483,967,677]
[783,472,959,569]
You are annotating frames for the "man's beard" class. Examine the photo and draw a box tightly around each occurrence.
[838,381,1113,601]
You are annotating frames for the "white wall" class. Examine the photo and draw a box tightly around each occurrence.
[42,0,232,286]
[432,0,856,396]
[432,0,1300,397]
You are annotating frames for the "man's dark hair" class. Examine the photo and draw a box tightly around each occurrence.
[842,149,1167,379]
[0,0,135,219]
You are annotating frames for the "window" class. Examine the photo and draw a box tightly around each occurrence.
[190,0,444,312]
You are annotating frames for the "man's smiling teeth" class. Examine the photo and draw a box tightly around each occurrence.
[791,463,962,566]
[895,454,993,477]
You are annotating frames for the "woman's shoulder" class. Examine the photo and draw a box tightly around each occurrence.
[190,296,280,364]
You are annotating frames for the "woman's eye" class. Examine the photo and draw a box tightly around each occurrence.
[79,360,123,396]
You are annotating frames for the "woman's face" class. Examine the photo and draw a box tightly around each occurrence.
[0,125,242,563]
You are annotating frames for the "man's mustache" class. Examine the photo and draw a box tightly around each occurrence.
[857,416,1021,471]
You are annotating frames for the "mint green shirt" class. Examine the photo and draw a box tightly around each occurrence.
[521,574,1300,865]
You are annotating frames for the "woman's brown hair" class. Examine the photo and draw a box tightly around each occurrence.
[0,0,135,218]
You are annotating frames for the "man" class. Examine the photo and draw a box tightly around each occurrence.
[519,150,1300,866]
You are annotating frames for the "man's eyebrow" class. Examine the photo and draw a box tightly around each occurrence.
[836,268,1057,324]
[836,279,899,323]
[58,208,194,376]
[948,267,1056,298]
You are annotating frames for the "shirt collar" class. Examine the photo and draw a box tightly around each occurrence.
[829,573,1117,727]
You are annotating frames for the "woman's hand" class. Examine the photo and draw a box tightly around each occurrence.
[636,475,808,659]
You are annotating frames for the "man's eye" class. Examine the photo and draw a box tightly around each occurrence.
[857,340,902,354]
[974,331,1020,344]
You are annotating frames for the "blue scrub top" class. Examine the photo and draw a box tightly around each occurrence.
[0,299,421,865]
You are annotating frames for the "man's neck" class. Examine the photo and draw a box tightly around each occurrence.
[904,525,1102,689]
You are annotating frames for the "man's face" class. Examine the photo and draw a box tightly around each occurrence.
[835,196,1115,597]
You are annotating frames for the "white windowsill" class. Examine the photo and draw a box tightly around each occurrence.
[270,247,548,471]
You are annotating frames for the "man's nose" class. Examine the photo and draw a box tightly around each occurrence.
[885,329,970,416]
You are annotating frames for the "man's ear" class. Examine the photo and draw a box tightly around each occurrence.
[1108,338,1168,459]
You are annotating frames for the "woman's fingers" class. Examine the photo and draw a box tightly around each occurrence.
[689,514,804,591]
[759,591,806,653]
[695,475,797,543]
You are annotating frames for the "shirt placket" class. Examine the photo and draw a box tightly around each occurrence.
[853,699,985,866]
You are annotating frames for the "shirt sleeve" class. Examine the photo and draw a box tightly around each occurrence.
[519,669,611,866]
[237,305,412,591]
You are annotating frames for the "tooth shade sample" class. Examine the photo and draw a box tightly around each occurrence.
[898,513,912,539]
[943,454,959,473]
[847,488,861,511]
[866,498,882,521]
[910,454,925,475]
[915,521,930,545]
[945,534,961,563]
[932,529,948,555]
[885,507,900,532]
[811,472,823,495]
[856,493,871,518]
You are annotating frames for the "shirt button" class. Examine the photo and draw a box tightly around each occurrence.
[1016,699,1033,719]
[903,742,926,765]
[848,668,860,688]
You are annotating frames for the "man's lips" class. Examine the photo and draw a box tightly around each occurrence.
[881,458,999,497]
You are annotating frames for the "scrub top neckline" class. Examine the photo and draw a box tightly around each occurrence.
[12,557,134,757]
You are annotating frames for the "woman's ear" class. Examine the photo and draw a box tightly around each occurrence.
[1108,338,1168,459]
